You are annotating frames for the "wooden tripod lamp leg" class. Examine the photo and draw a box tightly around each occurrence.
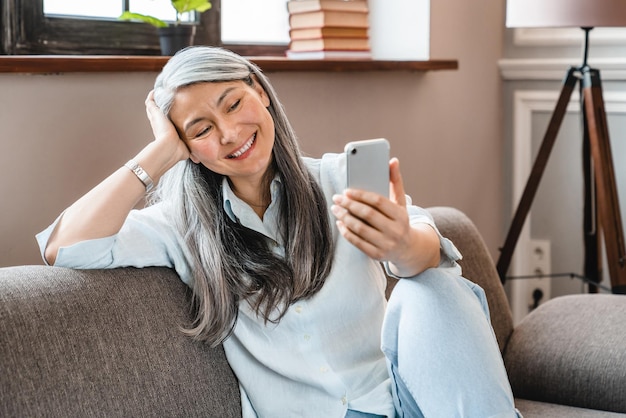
[496,68,578,283]
[583,68,626,294]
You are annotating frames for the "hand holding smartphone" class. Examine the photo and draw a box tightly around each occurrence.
[345,138,390,197]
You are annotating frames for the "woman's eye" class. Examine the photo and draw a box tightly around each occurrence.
[229,99,241,112]
[194,126,211,139]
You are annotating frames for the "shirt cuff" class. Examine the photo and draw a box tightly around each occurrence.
[35,213,116,268]
[383,220,463,279]
[35,213,62,265]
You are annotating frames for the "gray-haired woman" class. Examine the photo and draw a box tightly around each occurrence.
[38,46,519,418]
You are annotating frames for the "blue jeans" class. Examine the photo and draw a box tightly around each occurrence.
[381,268,520,418]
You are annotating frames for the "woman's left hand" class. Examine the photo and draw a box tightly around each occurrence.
[331,158,440,277]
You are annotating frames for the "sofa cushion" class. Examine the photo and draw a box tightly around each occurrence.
[505,294,626,413]
[0,265,241,417]
[515,398,626,418]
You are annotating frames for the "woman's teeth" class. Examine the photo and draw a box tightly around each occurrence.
[228,135,256,159]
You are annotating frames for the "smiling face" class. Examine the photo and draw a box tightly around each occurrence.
[168,77,275,193]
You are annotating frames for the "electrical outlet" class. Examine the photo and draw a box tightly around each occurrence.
[530,239,551,277]
[510,239,554,324]
[527,239,551,312]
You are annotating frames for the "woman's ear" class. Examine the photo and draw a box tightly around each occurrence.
[250,74,271,108]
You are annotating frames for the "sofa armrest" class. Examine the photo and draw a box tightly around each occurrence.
[503,294,626,413]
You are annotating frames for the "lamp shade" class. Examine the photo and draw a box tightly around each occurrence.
[506,0,626,28]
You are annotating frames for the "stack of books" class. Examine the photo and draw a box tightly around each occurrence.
[286,0,371,59]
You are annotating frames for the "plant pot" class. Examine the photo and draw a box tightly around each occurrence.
[157,25,196,56]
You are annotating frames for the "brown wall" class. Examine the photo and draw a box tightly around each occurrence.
[0,0,505,267]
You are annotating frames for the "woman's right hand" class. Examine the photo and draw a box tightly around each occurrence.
[145,90,190,164]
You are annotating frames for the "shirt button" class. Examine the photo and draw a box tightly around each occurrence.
[303,334,311,341]
[294,306,303,313]
[341,395,347,405]
[319,366,328,373]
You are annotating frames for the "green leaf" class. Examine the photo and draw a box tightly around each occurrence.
[171,0,212,14]
[119,11,168,28]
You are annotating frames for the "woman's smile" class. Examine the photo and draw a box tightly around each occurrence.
[227,133,257,160]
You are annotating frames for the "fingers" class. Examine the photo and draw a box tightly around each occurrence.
[145,90,158,119]
[389,157,407,207]
[144,91,177,140]
[331,190,409,260]
[331,157,412,260]
[145,90,155,105]
[337,189,393,220]
[331,203,390,260]
[333,190,407,235]
[144,90,191,162]
[334,216,388,260]
[145,91,168,130]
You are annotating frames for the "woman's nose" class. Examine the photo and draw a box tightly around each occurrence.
[218,119,238,145]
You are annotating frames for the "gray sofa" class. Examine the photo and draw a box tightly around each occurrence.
[1,207,625,417]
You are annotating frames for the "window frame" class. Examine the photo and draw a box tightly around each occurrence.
[1,0,287,56]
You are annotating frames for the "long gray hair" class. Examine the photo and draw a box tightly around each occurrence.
[151,47,334,346]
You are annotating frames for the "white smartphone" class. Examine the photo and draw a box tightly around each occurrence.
[345,138,390,197]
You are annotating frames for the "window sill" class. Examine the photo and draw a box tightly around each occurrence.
[0,55,458,74]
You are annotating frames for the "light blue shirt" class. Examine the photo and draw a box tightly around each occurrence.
[37,152,461,418]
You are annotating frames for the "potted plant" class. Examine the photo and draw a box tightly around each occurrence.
[120,0,212,55]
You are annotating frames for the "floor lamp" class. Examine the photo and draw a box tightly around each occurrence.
[498,0,626,294]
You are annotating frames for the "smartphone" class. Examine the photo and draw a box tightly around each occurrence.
[345,138,390,197]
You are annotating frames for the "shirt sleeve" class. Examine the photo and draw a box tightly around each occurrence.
[35,203,194,285]
[405,199,463,266]
[382,202,463,279]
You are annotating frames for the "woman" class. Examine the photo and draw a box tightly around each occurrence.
[38,46,519,418]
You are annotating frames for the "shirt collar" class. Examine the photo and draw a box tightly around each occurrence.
[221,176,282,224]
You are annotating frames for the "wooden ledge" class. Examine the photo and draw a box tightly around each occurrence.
[0,55,458,74]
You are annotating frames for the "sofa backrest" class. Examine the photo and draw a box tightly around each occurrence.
[0,265,242,417]
[0,207,513,416]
